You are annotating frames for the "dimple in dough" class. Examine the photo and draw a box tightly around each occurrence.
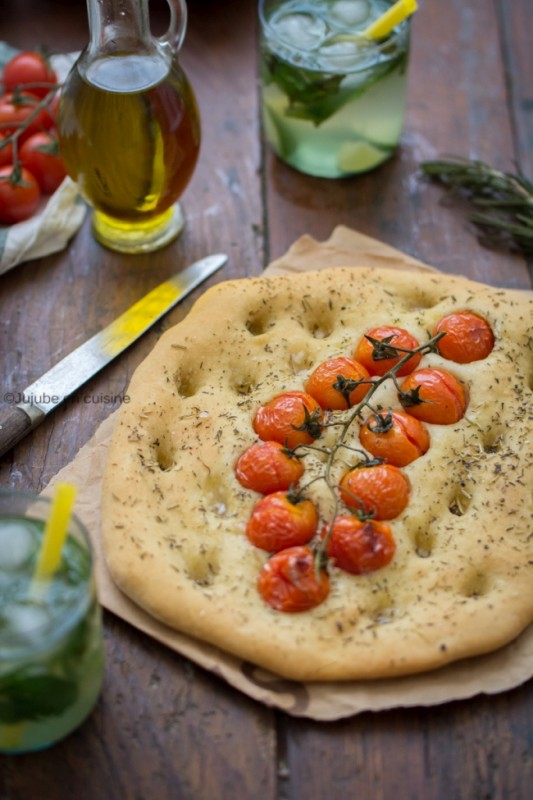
[102,267,533,682]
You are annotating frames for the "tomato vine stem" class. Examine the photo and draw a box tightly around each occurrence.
[293,330,446,571]
[0,84,63,171]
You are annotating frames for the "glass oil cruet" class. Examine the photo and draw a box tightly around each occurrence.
[57,0,201,253]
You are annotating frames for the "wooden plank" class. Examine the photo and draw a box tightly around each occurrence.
[280,685,533,799]
[263,0,531,290]
[498,0,533,282]
[1,1,532,797]
[499,0,533,180]
[0,3,277,797]
[1,616,278,800]
[272,1,533,797]
[0,0,264,484]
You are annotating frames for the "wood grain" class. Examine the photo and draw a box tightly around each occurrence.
[263,0,531,290]
[499,0,533,181]
[0,0,531,797]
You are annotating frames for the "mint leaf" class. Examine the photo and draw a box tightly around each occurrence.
[0,610,93,725]
[262,49,408,128]
[0,670,78,724]
[263,54,344,126]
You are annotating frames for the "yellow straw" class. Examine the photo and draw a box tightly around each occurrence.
[362,0,418,40]
[30,483,78,594]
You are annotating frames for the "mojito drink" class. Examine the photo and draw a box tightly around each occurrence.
[0,495,104,753]
[259,0,411,177]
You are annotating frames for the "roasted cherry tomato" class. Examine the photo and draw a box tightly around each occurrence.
[305,356,370,410]
[339,462,410,520]
[257,545,330,612]
[0,165,41,224]
[235,440,304,494]
[354,325,422,377]
[0,92,54,139]
[434,311,494,363]
[19,132,66,193]
[324,516,396,574]
[246,491,318,552]
[2,51,58,99]
[399,367,468,424]
[359,409,430,467]
[253,390,323,450]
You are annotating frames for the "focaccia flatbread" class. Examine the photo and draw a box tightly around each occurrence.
[101,267,533,681]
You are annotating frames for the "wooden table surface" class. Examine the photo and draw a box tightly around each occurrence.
[1,0,532,797]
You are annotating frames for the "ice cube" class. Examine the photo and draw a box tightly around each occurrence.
[331,0,370,29]
[0,521,36,571]
[0,571,11,590]
[4,602,51,642]
[318,40,365,70]
[271,12,327,51]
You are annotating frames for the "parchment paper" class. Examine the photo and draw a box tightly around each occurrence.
[43,227,533,720]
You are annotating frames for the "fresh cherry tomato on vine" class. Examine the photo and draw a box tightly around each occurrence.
[433,311,494,363]
[246,491,318,552]
[0,165,41,224]
[399,367,468,424]
[339,463,410,521]
[0,132,13,167]
[2,51,58,99]
[253,390,323,450]
[235,440,304,495]
[257,545,330,612]
[19,132,66,193]
[354,325,422,377]
[324,516,396,575]
[305,356,370,410]
[359,409,430,467]
[48,89,61,122]
[0,92,54,139]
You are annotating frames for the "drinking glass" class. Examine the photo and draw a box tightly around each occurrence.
[0,489,104,754]
[259,0,412,178]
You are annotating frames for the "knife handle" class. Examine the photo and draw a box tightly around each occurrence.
[0,405,44,458]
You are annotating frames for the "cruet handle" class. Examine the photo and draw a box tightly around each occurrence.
[160,0,188,52]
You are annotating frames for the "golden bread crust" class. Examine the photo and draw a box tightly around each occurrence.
[101,267,533,681]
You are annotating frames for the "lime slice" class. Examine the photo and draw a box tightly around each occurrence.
[262,88,299,160]
[337,139,391,174]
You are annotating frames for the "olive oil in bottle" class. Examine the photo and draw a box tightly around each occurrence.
[57,0,200,252]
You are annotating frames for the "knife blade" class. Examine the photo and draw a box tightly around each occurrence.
[0,253,227,458]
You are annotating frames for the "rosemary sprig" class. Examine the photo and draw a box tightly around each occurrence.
[420,156,533,256]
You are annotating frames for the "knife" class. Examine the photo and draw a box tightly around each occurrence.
[0,253,227,458]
